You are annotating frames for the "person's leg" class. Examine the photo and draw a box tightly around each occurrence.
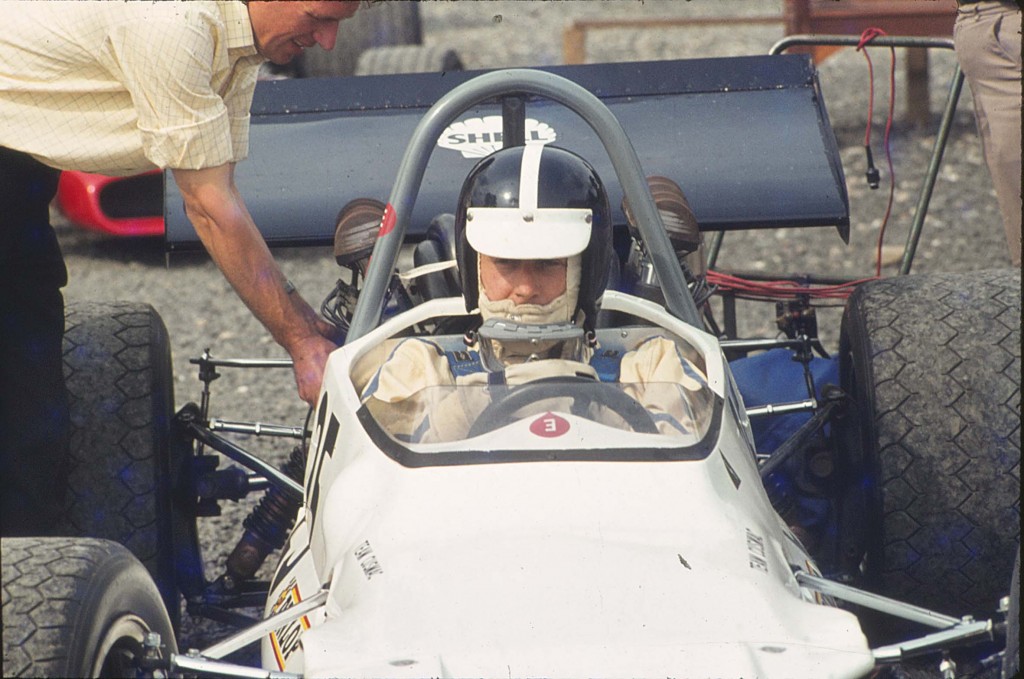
[0,146,70,536]
[954,3,1022,265]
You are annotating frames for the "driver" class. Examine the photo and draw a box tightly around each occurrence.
[361,143,709,442]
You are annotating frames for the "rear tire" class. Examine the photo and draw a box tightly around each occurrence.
[355,45,464,76]
[1,537,177,678]
[59,302,193,629]
[296,1,422,78]
[839,270,1020,618]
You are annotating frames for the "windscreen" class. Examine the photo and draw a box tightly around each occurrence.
[363,377,716,447]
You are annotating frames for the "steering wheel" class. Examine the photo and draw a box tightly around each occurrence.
[467,375,660,438]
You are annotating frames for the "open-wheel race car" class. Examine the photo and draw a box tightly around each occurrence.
[2,38,1019,679]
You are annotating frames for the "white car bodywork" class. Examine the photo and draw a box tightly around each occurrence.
[261,292,874,678]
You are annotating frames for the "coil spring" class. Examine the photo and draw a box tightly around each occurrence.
[224,445,306,585]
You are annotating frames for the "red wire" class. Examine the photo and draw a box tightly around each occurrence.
[878,43,897,277]
[705,29,897,306]
[857,27,898,277]
[851,28,884,148]
[706,270,879,302]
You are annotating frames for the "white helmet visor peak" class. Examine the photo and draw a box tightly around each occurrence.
[465,142,592,260]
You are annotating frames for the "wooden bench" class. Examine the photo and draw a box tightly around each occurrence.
[785,0,956,39]
[785,0,958,126]
[562,1,958,126]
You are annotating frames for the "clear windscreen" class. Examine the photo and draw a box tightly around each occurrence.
[363,378,717,447]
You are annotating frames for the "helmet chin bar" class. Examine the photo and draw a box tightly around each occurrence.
[476,318,587,372]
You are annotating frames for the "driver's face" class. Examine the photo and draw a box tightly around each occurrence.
[479,255,568,306]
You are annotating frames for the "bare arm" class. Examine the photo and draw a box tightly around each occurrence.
[172,164,335,405]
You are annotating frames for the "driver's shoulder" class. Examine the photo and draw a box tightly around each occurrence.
[618,333,707,385]
[362,337,455,401]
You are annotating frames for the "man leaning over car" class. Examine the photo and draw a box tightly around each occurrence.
[0,1,359,536]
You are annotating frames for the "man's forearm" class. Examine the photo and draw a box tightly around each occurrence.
[172,165,335,404]
[173,166,318,350]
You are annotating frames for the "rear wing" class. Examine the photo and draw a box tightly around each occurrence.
[165,54,848,250]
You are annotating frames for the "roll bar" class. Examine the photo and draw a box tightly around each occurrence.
[345,68,702,343]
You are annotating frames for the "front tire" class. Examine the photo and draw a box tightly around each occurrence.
[59,302,194,629]
[839,269,1020,617]
[1,537,177,678]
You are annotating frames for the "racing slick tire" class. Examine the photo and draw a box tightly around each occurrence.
[1,537,177,678]
[838,269,1021,622]
[296,1,422,78]
[355,45,464,76]
[58,302,193,630]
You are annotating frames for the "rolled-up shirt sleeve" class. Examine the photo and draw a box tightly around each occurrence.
[0,1,260,175]
[100,4,256,170]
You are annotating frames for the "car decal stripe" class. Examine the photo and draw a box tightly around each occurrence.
[519,141,544,210]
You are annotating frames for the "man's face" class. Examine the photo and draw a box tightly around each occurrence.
[248,1,360,65]
[479,255,568,307]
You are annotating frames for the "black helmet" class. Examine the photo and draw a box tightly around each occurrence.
[454,143,612,330]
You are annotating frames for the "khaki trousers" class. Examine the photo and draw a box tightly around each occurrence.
[954,1,1022,266]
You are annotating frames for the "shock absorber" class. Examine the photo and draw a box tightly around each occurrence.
[222,445,306,589]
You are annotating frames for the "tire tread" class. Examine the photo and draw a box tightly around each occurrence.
[61,303,166,566]
[844,269,1020,614]
[2,538,122,677]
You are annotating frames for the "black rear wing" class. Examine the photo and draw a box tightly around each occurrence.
[164,54,848,250]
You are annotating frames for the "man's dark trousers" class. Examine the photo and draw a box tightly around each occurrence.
[1,146,70,536]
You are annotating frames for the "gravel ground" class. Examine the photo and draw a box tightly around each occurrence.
[54,0,1009,672]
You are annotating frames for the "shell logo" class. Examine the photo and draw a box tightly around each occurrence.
[529,412,570,438]
[438,116,557,158]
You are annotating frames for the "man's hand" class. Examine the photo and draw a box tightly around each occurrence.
[289,330,336,406]
[282,308,341,406]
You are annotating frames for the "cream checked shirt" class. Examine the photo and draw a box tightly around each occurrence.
[0,1,264,176]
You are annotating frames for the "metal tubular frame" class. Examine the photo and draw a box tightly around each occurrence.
[190,357,294,370]
[170,653,300,679]
[196,589,329,660]
[797,571,962,628]
[208,418,306,440]
[346,68,702,343]
[794,571,996,663]
[181,417,304,502]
